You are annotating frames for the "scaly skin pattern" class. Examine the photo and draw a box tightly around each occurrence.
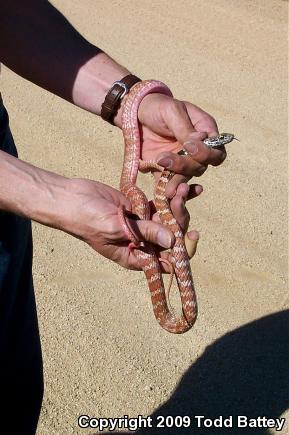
[120,80,197,334]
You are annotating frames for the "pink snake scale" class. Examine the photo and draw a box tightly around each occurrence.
[119,80,197,334]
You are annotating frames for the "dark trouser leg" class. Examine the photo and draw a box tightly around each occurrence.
[0,100,43,435]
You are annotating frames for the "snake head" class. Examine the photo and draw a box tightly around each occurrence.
[203,132,236,148]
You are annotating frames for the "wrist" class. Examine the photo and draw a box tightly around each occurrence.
[72,52,130,116]
[113,96,126,129]
[30,174,73,233]
[0,151,72,230]
[101,74,141,127]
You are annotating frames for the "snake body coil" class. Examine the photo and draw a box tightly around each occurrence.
[119,80,234,334]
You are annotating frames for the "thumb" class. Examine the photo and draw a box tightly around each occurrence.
[161,99,207,144]
[128,218,175,249]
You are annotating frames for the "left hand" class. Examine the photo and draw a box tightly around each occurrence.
[63,178,200,271]
[137,92,227,198]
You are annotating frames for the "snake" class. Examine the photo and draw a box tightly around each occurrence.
[119,80,235,334]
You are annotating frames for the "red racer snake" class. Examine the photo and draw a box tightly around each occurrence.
[119,80,234,334]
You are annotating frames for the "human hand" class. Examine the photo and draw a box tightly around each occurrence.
[63,178,201,271]
[137,92,226,197]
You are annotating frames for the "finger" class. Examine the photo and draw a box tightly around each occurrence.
[160,99,199,144]
[160,98,221,151]
[184,135,227,166]
[128,218,175,249]
[187,183,203,200]
[175,182,203,201]
[159,100,226,167]
[184,102,219,136]
[157,145,208,177]
[157,140,226,178]
[185,231,199,259]
[165,174,189,199]
[170,190,190,231]
[174,182,190,199]
[169,183,203,232]
[150,183,202,229]
[157,230,200,272]
[165,174,203,199]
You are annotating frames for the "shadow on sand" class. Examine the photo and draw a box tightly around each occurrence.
[100,309,289,434]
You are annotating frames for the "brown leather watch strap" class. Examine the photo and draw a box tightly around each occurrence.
[101,74,141,124]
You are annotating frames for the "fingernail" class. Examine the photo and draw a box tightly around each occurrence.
[185,232,199,258]
[187,230,200,241]
[157,157,173,168]
[157,229,172,248]
[183,141,198,155]
[195,185,203,195]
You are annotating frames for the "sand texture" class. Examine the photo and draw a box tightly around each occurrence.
[1,0,288,434]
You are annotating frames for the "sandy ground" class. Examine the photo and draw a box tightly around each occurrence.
[1,0,288,434]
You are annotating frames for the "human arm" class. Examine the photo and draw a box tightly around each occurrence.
[0,0,130,114]
[0,0,226,188]
[0,150,200,270]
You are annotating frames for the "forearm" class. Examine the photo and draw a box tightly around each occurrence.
[0,0,130,124]
[0,150,72,230]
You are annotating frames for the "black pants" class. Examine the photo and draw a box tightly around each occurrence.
[0,97,43,435]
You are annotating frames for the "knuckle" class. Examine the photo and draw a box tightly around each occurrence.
[139,221,153,243]
[200,145,212,161]
[193,165,208,177]
[178,155,188,172]
[209,114,217,125]
[179,158,193,177]
[180,100,190,107]
[203,113,217,126]
[171,98,187,113]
